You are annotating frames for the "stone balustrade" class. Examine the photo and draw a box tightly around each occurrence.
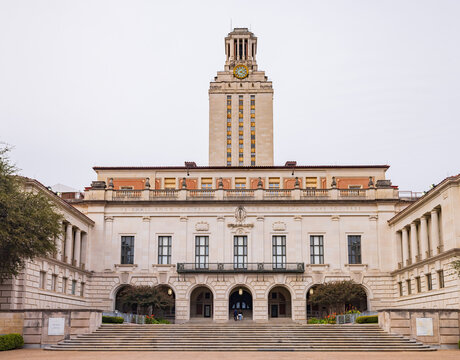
[85,187,401,202]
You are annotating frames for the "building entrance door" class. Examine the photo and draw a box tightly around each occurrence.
[271,304,278,318]
[204,305,211,318]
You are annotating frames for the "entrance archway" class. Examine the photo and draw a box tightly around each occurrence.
[190,286,213,319]
[268,286,292,318]
[229,286,253,320]
[306,283,368,319]
[154,285,176,322]
[114,285,136,313]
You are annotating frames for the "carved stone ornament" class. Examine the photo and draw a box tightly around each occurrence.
[272,221,286,231]
[108,178,114,189]
[145,177,150,189]
[235,206,247,223]
[195,221,209,231]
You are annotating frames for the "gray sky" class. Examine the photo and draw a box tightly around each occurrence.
[1,0,459,192]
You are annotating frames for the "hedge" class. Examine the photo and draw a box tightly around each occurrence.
[0,334,24,351]
[356,315,378,324]
[102,316,124,324]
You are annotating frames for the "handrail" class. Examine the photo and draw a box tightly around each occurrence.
[177,262,305,273]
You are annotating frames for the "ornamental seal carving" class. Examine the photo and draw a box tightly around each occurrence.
[235,206,247,223]
[272,221,286,231]
[195,221,209,231]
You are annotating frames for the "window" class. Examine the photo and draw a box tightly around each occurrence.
[164,178,176,189]
[39,271,46,289]
[269,177,280,189]
[416,276,421,293]
[272,236,286,269]
[426,273,433,290]
[120,186,134,190]
[235,178,246,189]
[195,236,209,269]
[71,280,76,295]
[121,236,134,264]
[398,282,403,297]
[406,279,412,295]
[51,274,57,291]
[438,270,445,288]
[305,177,317,188]
[348,185,362,189]
[234,236,247,269]
[158,236,172,264]
[80,282,85,297]
[348,235,362,264]
[62,277,68,294]
[201,178,212,190]
[310,235,324,264]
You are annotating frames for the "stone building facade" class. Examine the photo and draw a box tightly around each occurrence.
[1,29,459,327]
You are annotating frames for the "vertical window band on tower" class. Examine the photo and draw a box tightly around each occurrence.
[227,95,232,166]
[250,95,255,166]
[238,95,244,166]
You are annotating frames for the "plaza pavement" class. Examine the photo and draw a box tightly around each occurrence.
[1,349,459,360]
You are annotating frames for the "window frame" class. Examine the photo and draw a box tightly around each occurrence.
[347,235,362,264]
[310,235,324,264]
[120,235,135,265]
[234,235,248,269]
[438,270,445,288]
[158,235,172,265]
[195,236,209,269]
[272,235,286,269]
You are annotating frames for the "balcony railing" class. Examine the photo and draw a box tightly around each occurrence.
[399,191,424,201]
[92,187,399,202]
[177,262,305,273]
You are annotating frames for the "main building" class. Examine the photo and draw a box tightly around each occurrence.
[1,29,459,341]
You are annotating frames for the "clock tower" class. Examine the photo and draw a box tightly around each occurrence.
[209,28,274,167]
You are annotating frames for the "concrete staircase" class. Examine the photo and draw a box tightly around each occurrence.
[48,323,434,351]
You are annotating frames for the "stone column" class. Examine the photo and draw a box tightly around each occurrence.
[396,231,403,268]
[410,222,418,263]
[64,224,73,264]
[401,227,409,266]
[430,209,440,254]
[420,216,429,259]
[74,229,81,267]
[80,232,88,270]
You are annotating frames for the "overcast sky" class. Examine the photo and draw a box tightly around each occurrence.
[1,0,459,192]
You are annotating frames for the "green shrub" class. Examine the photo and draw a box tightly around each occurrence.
[307,317,336,324]
[0,334,24,351]
[102,316,124,324]
[145,315,171,324]
[356,315,378,324]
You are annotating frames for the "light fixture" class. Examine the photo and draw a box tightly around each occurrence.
[167,288,173,296]
[238,288,243,296]
[309,288,314,295]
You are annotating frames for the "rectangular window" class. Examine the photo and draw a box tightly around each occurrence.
[438,270,445,288]
[80,282,85,297]
[272,235,286,269]
[62,277,68,294]
[201,178,212,189]
[348,185,363,189]
[39,271,46,289]
[398,282,403,297]
[121,236,134,264]
[158,236,172,264]
[269,177,280,189]
[234,236,247,269]
[426,273,433,290]
[348,235,362,264]
[51,274,57,291]
[310,235,324,264]
[305,177,317,188]
[195,236,209,269]
[416,277,421,293]
[235,177,246,189]
[406,279,412,295]
[120,186,134,190]
[71,280,76,295]
[164,178,176,189]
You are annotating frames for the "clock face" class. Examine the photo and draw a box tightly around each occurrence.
[233,64,249,79]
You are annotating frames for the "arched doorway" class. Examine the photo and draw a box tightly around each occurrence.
[114,285,136,313]
[306,283,368,319]
[154,285,176,322]
[229,286,253,320]
[190,286,213,319]
[268,286,292,319]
